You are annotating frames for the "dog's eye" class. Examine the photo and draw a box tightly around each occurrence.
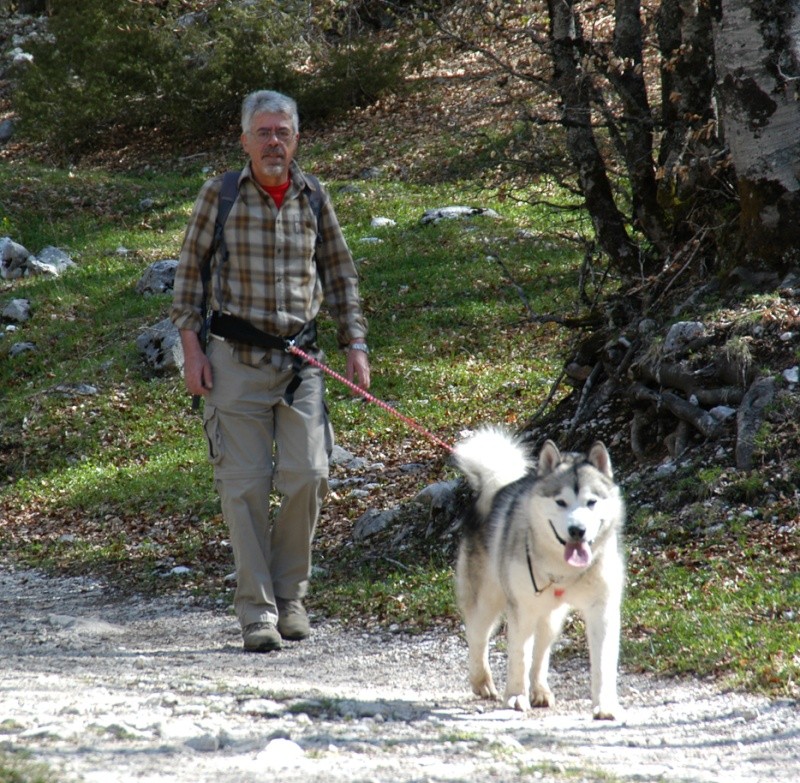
[555,499,568,508]
[586,499,597,508]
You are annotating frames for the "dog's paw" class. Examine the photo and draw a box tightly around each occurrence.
[530,685,555,709]
[470,675,498,700]
[593,701,623,721]
[504,693,531,712]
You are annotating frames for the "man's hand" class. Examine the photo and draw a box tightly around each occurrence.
[180,329,214,397]
[346,345,371,392]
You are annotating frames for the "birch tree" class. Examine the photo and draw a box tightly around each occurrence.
[713,0,800,271]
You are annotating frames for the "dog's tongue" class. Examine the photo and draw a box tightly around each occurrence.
[564,542,592,568]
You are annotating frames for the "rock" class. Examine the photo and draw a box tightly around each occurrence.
[256,737,305,766]
[136,318,183,372]
[2,298,31,322]
[238,699,287,717]
[709,405,736,421]
[8,341,36,357]
[352,506,402,540]
[414,479,459,511]
[0,237,31,279]
[136,259,178,295]
[663,321,706,353]
[186,733,220,752]
[164,566,192,577]
[329,444,355,465]
[0,240,75,278]
[0,118,14,143]
[736,376,776,470]
[11,49,33,67]
[420,206,501,224]
[360,167,384,180]
[51,383,99,396]
[27,246,75,276]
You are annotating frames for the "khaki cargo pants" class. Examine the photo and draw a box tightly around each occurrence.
[203,338,333,628]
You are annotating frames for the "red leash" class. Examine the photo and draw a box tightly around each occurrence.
[287,343,454,454]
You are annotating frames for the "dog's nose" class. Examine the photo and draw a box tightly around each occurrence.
[568,524,586,541]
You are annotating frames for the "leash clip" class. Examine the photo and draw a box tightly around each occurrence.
[284,337,296,353]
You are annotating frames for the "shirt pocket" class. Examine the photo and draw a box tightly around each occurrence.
[288,215,319,270]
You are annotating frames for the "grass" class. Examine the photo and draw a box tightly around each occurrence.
[0,750,58,783]
[1,130,798,708]
[310,558,459,633]
[625,548,799,694]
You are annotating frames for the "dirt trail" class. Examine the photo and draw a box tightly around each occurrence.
[1,566,797,783]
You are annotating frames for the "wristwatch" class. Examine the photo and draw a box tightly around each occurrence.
[347,342,369,354]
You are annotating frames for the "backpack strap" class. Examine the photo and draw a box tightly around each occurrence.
[192,170,240,411]
[200,169,240,298]
[303,173,325,240]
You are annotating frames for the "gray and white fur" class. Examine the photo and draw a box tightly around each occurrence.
[453,427,626,720]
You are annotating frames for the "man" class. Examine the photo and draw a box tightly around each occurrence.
[170,90,370,652]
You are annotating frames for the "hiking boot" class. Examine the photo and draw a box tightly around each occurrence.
[276,597,310,640]
[242,622,282,652]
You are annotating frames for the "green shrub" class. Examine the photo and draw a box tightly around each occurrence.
[165,0,309,134]
[299,37,411,121]
[14,0,419,156]
[16,0,176,153]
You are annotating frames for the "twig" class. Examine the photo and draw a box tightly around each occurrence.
[523,366,568,430]
[492,255,535,320]
[568,361,603,436]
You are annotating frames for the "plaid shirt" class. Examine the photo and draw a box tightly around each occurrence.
[171,161,367,366]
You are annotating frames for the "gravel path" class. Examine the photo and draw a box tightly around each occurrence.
[1,566,797,783]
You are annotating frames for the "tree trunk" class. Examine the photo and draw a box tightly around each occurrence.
[654,0,724,235]
[608,0,669,255]
[546,0,640,275]
[713,0,800,271]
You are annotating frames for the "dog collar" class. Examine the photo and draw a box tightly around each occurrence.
[527,536,576,599]
[526,539,561,597]
[526,539,547,594]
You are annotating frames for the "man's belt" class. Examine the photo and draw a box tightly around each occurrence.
[209,312,317,351]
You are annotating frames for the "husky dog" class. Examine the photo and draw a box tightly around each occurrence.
[453,428,625,720]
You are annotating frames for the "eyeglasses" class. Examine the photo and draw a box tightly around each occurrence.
[251,127,295,144]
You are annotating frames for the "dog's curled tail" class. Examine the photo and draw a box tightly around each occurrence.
[453,427,532,517]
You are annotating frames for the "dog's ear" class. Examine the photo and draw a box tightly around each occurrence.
[537,439,562,476]
[587,441,613,478]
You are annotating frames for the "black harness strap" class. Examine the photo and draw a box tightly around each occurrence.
[209,312,290,351]
[526,539,546,595]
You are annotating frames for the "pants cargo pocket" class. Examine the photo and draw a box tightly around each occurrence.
[202,403,225,465]
[323,401,334,460]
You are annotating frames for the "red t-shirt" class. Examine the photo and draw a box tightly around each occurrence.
[265,180,291,209]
